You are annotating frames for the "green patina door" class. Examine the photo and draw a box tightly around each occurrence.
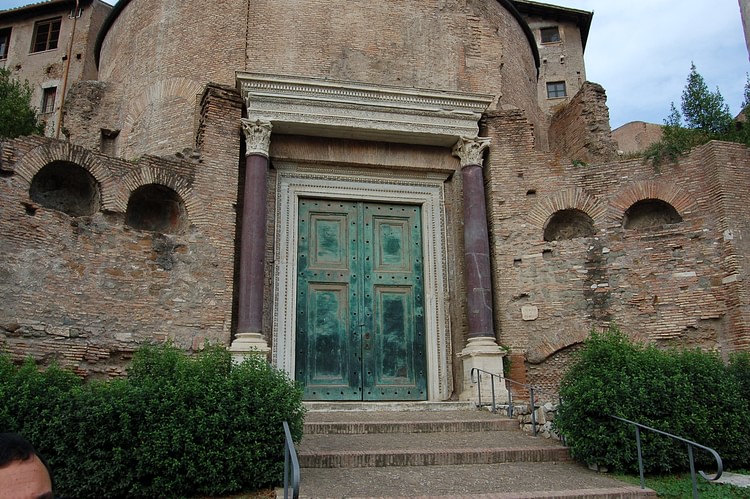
[295,199,427,401]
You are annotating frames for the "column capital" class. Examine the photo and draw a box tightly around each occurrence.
[452,136,491,168]
[241,119,273,157]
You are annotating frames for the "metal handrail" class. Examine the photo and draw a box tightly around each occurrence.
[610,415,723,499]
[470,367,550,437]
[282,421,300,499]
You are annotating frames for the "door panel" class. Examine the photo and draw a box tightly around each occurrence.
[362,204,426,400]
[304,284,353,394]
[296,199,425,401]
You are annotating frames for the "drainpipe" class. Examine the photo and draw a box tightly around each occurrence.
[55,0,80,139]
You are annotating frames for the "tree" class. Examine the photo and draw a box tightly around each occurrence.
[0,67,44,140]
[741,73,750,112]
[680,63,732,134]
[644,63,744,168]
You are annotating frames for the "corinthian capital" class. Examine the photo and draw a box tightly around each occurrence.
[241,119,273,157]
[452,136,491,168]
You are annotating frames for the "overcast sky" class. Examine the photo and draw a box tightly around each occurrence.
[544,0,749,129]
[1,0,748,129]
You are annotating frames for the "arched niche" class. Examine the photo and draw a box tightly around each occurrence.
[29,161,101,217]
[125,184,188,233]
[543,208,596,241]
[623,199,682,230]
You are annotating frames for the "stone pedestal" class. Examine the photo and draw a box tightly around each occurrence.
[458,337,509,405]
[229,332,271,363]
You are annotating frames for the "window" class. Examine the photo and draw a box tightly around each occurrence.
[42,87,57,114]
[31,17,61,53]
[546,81,567,99]
[540,27,561,44]
[0,27,10,59]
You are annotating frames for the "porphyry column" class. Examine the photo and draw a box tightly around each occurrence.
[453,136,508,403]
[230,119,273,360]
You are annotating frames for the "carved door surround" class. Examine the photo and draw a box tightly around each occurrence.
[273,164,452,401]
[235,73,494,401]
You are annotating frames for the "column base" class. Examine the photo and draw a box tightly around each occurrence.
[229,332,270,363]
[457,337,509,406]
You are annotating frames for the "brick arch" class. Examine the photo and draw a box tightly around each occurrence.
[526,328,590,365]
[13,141,118,211]
[527,188,607,230]
[117,166,207,225]
[120,77,204,158]
[609,180,696,223]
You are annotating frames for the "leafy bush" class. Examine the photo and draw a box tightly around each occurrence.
[555,326,750,474]
[0,355,82,459]
[0,344,305,498]
[729,352,750,403]
[0,67,45,139]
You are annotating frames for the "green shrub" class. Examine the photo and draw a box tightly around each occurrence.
[729,352,750,403]
[671,349,750,468]
[0,355,82,456]
[555,326,750,474]
[0,344,305,498]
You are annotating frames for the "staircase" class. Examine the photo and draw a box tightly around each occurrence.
[292,402,656,498]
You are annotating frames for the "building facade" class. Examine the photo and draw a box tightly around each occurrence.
[2,0,749,403]
[0,0,112,137]
[513,0,591,117]
[741,0,750,60]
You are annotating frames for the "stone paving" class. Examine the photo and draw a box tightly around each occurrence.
[714,472,750,489]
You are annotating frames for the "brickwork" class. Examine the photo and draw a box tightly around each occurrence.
[5,90,750,396]
[549,82,618,164]
[3,0,750,401]
[612,121,664,154]
[484,107,750,392]
[84,0,542,159]
[0,86,242,378]
[701,141,750,351]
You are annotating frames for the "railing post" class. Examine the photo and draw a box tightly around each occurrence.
[490,372,497,413]
[284,438,290,499]
[282,421,300,499]
[475,369,483,408]
[635,426,644,490]
[688,444,698,499]
[530,387,537,437]
[508,384,514,419]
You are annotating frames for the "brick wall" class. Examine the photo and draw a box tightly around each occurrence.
[548,81,618,164]
[612,121,664,154]
[87,0,541,159]
[0,86,242,378]
[485,107,750,394]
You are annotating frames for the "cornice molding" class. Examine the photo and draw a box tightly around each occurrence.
[236,72,493,146]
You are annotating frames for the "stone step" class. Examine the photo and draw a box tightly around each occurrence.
[304,401,477,412]
[292,409,653,498]
[304,418,520,434]
[299,445,571,468]
[293,462,657,498]
[298,432,570,468]
[304,409,519,434]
